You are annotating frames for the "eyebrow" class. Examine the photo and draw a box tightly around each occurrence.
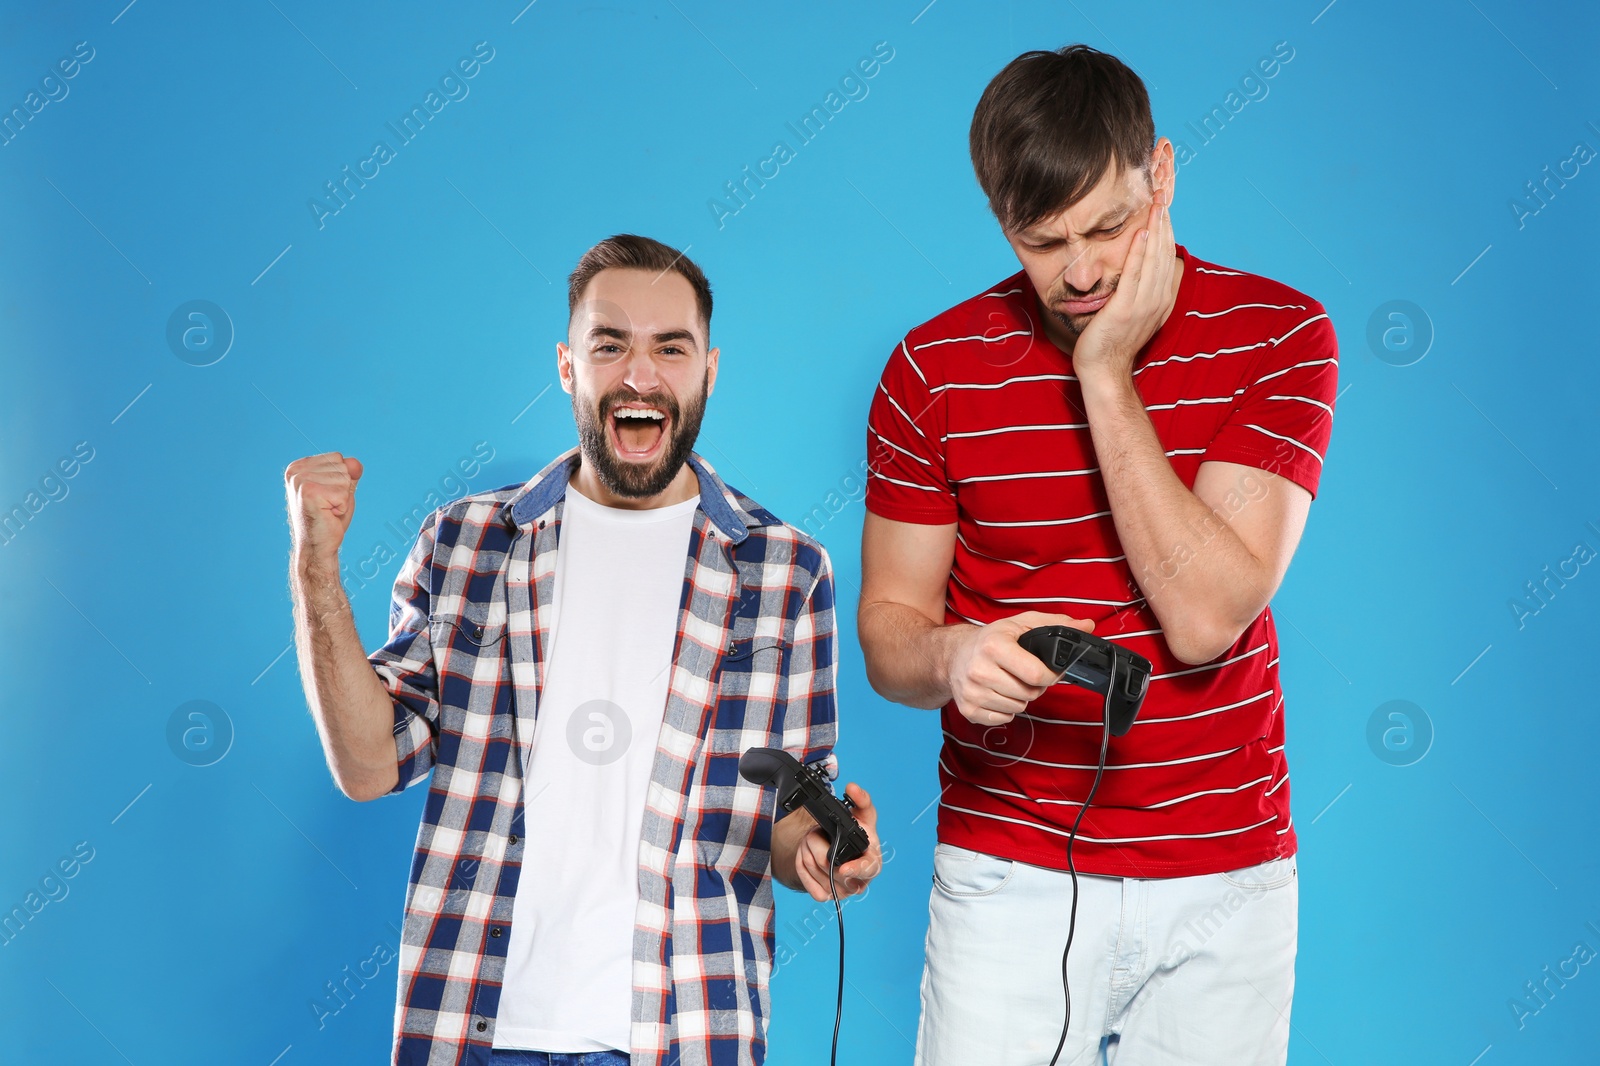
[1022,205,1134,243]
[586,325,700,348]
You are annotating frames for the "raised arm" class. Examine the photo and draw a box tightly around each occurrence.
[285,451,401,802]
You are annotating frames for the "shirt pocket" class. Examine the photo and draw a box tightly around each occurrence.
[427,601,506,651]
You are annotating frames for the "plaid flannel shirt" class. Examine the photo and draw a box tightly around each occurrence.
[367,447,839,1066]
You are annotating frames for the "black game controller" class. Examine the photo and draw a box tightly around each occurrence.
[1018,626,1152,737]
[739,748,870,864]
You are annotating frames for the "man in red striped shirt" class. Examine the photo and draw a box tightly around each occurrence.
[859,45,1336,1065]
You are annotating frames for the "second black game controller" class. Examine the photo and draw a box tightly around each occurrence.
[1017,625,1152,736]
[739,747,870,864]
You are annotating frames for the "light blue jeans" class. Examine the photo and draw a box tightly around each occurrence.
[915,843,1298,1066]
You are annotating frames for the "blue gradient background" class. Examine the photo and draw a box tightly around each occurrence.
[3,1,1597,1063]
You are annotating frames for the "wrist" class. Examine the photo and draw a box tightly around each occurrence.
[1077,365,1138,409]
[935,622,979,699]
[292,550,343,586]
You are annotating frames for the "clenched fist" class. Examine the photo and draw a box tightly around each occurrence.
[948,611,1095,726]
[285,452,363,569]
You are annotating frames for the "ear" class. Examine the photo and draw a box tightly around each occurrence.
[1150,138,1177,207]
[705,345,720,397]
[556,341,575,394]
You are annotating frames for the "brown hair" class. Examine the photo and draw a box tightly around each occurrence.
[566,234,714,342]
[969,45,1155,234]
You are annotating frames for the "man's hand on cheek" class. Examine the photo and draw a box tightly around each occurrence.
[1072,186,1178,385]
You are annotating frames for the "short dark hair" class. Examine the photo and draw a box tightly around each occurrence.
[566,234,714,343]
[969,44,1155,234]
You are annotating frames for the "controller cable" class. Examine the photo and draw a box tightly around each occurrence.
[1046,657,1117,1066]
[827,833,846,1066]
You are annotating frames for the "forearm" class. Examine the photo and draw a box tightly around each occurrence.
[290,557,401,800]
[1079,373,1273,662]
[857,600,974,710]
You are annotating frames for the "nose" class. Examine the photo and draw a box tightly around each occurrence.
[1062,246,1102,296]
[620,346,662,394]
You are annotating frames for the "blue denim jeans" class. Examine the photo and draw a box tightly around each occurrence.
[490,1050,630,1066]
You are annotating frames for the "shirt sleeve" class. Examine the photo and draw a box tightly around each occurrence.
[783,544,838,780]
[368,508,442,793]
[1203,305,1339,497]
[864,337,957,524]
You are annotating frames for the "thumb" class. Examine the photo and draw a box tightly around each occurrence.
[844,782,875,827]
[344,456,364,483]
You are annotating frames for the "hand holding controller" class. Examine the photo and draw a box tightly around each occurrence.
[739,748,870,864]
[1017,626,1152,736]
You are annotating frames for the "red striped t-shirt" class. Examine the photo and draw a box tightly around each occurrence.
[865,244,1338,877]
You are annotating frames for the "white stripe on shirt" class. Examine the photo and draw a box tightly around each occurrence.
[940,801,1277,843]
[913,330,1032,352]
[1185,302,1306,319]
[1241,424,1324,465]
[931,372,1075,393]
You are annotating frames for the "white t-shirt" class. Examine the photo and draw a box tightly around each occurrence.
[494,481,700,1053]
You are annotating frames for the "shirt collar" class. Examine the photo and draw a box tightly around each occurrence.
[502,445,765,543]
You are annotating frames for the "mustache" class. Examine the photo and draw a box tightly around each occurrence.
[1048,275,1119,306]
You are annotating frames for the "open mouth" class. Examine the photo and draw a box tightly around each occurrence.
[608,403,669,460]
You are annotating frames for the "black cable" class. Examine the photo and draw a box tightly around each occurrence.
[828,836,845,1066]
[1047,658,1116,1066]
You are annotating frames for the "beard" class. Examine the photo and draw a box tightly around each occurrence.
[1045,274,1120,338]
[572,371,709,499]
